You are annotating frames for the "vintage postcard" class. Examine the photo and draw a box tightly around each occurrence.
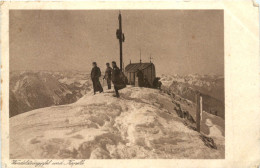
[1,1,260,168]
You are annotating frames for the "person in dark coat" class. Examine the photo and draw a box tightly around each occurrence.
[137,69,144,87]
[103,63,112,90]
[91,62,103,95]
[111,61,125,98]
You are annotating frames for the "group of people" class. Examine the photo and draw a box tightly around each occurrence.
[91,61,125,98]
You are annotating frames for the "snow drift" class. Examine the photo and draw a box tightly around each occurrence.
[10,87,224,159]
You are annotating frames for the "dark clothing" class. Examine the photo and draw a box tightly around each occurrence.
[137,70,144,87]
[112,66,120,83]
[91,66,103,93]
[92,79,103,93]
[91,66,101,79]
[114,85,120,97]
[112,66,126,97]
[107,78,112,89]
[104,67,112,80]
[104,67,112,89]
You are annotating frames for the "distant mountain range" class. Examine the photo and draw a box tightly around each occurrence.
[9,71,93,117]
[160,74,224,119]
[9,71,224,119]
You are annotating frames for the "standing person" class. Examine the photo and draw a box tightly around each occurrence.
[137,69,144,87]
[111,61,126,98]
[91,62,103,95]
[103,63,113,90]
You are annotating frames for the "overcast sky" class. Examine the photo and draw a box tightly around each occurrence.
[10,10,224,75]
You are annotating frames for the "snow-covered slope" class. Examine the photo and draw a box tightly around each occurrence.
[10,87,224,159]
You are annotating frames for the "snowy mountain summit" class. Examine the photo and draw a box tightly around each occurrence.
[10,87,224,159]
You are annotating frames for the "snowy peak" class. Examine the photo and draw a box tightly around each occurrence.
[160,73,224,89]
[9,71,93,117]
[160,74,224,119]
